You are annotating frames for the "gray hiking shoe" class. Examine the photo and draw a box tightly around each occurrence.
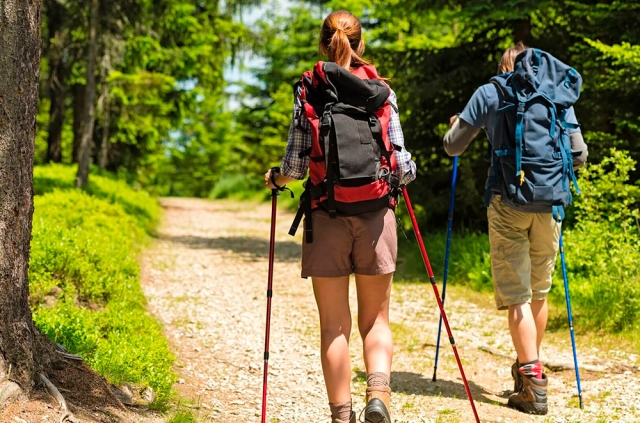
[507,373,548,415]
[364,385,391,423]
[511,360,523,393]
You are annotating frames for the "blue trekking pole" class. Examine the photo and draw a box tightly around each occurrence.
[559,228,584,409]
[433,156,459,381]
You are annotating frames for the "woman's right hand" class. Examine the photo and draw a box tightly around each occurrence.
[264,169,277,190]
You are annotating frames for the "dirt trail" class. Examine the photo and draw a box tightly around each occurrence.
[142,198,640,423]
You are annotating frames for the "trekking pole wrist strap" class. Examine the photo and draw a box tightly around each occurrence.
[270,167,286,189]
[270,167,295,198]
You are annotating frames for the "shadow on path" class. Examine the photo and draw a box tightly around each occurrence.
[159,234,301,262]
[355,370,510,405]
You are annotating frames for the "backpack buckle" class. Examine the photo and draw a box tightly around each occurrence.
[320,111,332,136]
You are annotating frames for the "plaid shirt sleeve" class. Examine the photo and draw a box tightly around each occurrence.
[388,90,417,185]
[280,95,311,180]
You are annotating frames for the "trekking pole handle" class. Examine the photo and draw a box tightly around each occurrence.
[269,167,294,198]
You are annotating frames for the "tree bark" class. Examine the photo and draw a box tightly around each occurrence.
[46,59,66,163]
[75,0,99,188]
[98,82,110,170]
[45,0,66,163]
[0,0,43,390]
[513,18,532,46]
[72,83,85,163]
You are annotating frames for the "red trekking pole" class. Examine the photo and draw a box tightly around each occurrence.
[261,187,279,423]
[402,187,481,423]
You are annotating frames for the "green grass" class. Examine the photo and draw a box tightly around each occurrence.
[29,165,174,408]
[209,174,265,201]
[396,225,640,337]
[395,232,492,293]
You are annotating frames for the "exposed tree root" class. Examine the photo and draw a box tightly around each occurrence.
[39,373,78,423]
[0,381,21,408]
[55,343,84,362]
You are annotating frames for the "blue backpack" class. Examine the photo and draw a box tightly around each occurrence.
[487,48,582,221]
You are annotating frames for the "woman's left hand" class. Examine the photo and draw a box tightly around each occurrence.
[264,169,277,190]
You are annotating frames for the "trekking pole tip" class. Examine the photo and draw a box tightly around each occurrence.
[579,394,584,409]
[431,368,437,382]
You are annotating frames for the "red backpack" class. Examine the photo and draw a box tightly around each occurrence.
[289,61,399,243]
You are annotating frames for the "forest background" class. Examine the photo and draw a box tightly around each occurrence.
[28,0,639,409]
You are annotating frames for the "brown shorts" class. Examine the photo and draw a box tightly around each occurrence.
[301,208,398,278]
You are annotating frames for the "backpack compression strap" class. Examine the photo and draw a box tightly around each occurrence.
[558,108,582,196]
[369,115,400,191]
[321,105,338,219]
[288,184,314,243]
[552,205,565,222]
[514,97,525,183]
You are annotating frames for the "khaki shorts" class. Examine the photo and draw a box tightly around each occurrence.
[487,196,561,310]
[301,208,397,278]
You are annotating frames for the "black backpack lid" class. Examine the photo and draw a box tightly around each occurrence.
[321,62,389,112]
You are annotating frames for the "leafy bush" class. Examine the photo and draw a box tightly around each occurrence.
[208,173,306,213]
[34,164,160,232]
[396,231,492,293]
[29,188,174,405]
[551,149,640,332]
[209,174,264,200]
[397,149,640,334]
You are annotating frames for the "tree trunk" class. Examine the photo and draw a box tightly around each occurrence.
[75,0,99,188]
[46,61,66,163]
[98,83,110,170]
[45,1,66,163]
[0,0,44,391]
[513,18,532,46]
[72,83,85,163]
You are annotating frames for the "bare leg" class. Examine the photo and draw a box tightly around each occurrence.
[508,302,539,363]
[312,276,352,403]
[531,298,548,353]
[355,273,394,376]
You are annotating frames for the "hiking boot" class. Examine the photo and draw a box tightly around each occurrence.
[507,373,548,415]
[332,411,355,423]
[511,360,523,393]
[364,386,391,423]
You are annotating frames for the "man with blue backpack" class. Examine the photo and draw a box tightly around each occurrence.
[443,43,588,415]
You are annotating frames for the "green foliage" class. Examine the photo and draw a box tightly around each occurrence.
[38,0,258,198]
[395,231,492,293]
[34,164,161,232]
[551,149,640,332]
[209,174,265,201]
[398,149,640,333]
[29,170,174,405]
[239,0,640,230]
[153,97,242,198]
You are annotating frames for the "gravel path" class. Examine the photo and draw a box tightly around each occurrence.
[141,198,640,423]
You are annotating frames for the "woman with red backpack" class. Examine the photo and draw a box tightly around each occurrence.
[264,10,416,423]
